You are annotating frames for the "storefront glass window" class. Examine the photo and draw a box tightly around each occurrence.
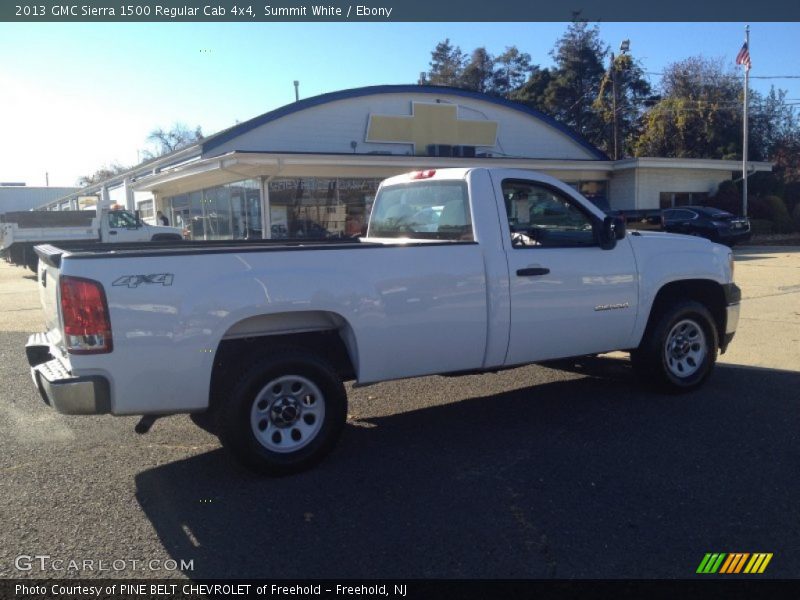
[268,177,381,239]
[166,177,379,241]
[167,179,262,240]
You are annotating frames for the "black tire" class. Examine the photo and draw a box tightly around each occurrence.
[631,300,719,393]
[216,348,347,475]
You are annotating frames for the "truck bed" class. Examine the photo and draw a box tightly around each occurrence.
[1,210,96,227]
[33,237,393,267]
[34,237,474,267]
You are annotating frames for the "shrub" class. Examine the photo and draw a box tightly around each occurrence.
[749,219,774,235]
[792,203,800,232]
[786,182,800,215]
[761,195,794,233]
[709,180,741,214]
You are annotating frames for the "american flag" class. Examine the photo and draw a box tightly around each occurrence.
[736,41,752,71]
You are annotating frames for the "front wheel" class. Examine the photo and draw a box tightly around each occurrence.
[631,300,719,392]
[216,348,347,475]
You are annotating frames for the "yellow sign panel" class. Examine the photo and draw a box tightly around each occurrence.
[366,102,498,155]
[78,195,98,210]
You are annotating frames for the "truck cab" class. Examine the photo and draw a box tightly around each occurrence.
[99,209,183,243]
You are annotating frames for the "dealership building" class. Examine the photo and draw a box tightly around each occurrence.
[42,85,770,239]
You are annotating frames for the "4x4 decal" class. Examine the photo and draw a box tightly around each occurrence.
[112,274,174,288]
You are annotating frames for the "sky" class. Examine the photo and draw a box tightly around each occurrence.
[2,22,799,187]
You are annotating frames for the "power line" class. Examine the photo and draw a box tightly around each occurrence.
[643,71,800,80]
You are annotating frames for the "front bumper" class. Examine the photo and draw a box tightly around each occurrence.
[721,283,741,352]
[26,333,111,415]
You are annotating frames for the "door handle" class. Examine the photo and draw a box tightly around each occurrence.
[516,267,550,277]
[109,230,117,235]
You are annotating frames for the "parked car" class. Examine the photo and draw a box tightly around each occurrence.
[662,206,751,246]
[585,198,664,232]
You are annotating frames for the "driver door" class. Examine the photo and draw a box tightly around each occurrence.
[106,210,146,242]
[497,177,639,366]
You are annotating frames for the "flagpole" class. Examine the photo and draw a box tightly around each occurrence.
[742,25,750,217]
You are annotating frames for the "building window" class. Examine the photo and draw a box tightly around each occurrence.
[166,177,382,241]
[166,179,261,240]
[268,177,381,239]
[137,199,154,220]
[659,192,710,209]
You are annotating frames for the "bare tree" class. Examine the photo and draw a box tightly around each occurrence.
[77,162,130,187]
[143,123,204,159]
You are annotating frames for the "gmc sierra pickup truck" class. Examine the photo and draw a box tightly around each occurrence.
[26,168,740,474]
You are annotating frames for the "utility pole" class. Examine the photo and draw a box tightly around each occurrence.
[612,40,630,161]
[742,26,750,217]
[611,52,618,160]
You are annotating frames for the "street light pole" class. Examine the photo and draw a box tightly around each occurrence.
[612,40,630,161]
[611,52,618,160]
[742,25,750,217]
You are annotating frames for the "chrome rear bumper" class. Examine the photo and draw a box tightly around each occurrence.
[27,333,111,415]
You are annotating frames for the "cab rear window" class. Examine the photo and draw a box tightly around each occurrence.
[367,182,473,241]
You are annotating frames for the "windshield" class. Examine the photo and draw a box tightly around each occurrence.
[367,181,473,241]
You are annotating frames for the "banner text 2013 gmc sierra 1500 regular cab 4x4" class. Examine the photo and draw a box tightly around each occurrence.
[26,168,740,475]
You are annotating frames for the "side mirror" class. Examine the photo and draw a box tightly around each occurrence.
[599,216,625,250]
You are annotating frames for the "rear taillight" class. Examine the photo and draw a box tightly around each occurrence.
[59,276,113,354]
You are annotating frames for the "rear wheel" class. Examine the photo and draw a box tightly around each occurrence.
[631,300,718,392]
[216,348,347,475]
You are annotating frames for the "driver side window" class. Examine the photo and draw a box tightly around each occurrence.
[502,180,596,248]
[108,211,136,229]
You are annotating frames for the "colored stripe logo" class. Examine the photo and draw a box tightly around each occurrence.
[697,553,773,574]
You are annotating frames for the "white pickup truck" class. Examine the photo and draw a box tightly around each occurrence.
[1,207,183,271]
[26,168,740,475]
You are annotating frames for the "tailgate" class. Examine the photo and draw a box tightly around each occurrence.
[34,245,65,342]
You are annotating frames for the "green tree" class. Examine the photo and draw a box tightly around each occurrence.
[593,52,656,158]
[543,21,608,146]
[491,46,533,98]
[635,57,741,159]
[460,47,495,93]
[510,67,553,113]
[750,87,800,181]
[420,39,465,86]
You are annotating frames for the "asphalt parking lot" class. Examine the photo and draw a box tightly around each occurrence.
[0,246,798,580]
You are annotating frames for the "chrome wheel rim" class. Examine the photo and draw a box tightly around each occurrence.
[250,375,325,453]
[664,319,707,379]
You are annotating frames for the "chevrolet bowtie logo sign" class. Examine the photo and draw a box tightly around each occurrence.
[366,102,498,155]
[696,553,773,574]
